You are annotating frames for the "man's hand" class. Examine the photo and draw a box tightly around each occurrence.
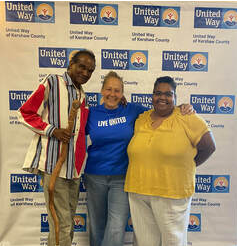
[179,104,196,115]
[52,128,73,143]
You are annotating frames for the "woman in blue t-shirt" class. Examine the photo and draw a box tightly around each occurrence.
[84,71,192,246]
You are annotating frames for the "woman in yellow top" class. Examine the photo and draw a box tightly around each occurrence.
[125,76,216,246]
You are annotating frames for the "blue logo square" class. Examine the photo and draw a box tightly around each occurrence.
[216,96,235,114]
[129,50,148,70]
[9,90,32,110]
[188,213,201,232]
[98,4,118,25]
[212,175,230,193]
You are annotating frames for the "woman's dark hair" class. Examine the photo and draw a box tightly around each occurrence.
[153,76,177,93]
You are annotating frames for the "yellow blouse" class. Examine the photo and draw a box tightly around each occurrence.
[124,107,209,199]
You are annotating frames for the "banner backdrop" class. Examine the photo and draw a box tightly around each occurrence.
[1,1,237,246]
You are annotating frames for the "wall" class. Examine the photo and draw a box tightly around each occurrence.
[1,1,237,246]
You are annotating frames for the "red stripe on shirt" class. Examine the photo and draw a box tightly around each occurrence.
[75,99,89,174]
[20,84,48,130]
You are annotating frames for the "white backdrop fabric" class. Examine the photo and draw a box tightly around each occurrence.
[1,1,237,246]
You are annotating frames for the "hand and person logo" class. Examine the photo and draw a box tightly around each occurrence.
[188,214,201,232]
[213,176,229,192]
[100,5,117,24]
[36,3,54,21]
[223,10,237,27]
[162,8,179,25]
[190,53,207,71]
[217,97,234,113]
[130,52,147,69]
[74,214,87,231]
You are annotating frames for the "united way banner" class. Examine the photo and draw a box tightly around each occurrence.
[1,1,237,246]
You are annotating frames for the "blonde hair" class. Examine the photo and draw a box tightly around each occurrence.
[102,71,124,92]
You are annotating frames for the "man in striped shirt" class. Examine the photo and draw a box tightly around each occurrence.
[18,50,96,246]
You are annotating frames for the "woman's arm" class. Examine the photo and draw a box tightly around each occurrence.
[194,131,216,167]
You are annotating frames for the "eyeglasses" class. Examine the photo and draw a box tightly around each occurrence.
[153,91,174,98]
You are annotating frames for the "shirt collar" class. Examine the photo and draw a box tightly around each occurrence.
[63,72,73,86]
[63,71,83,91]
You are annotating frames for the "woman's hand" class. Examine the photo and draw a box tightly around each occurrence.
[179,104,195,115]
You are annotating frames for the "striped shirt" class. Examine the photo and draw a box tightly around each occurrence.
[18,72,89,179]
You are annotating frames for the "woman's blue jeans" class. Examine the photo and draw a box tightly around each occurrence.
[85,174,129,246]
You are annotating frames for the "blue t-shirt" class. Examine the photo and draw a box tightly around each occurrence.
[85,103,146,175]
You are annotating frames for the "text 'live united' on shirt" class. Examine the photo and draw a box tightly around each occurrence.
[85,103,146,175]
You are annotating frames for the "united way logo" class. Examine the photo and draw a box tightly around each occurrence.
[10,174,42,193]
[213,176,229,192]
[224,10,237,27]
[100,5,117,24]
[194,7,237,29]
[190,95,235,114]
[162,51,208,72]
[5,1,55,23]
[9,90,32,110]
[39,47,83,68]
[36,3,54,22]
[41,213,86,232]
[195,175,230,193]
[74,214,87,232]
[131,93,153,109]
[131,52,147,68]
[195,175,212,193]
[162,8,179,26]
[70,3,118,25]
[217,96,234,113]
[190,53,207,71]
[41,214,49,232]
[133,5,180,27]
[101,49,148,70]
[86,92,101,107]
[188,214,201,232]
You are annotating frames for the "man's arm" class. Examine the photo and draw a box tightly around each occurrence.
[194,131,216,167]
[18,75,58,137]
[18,83,55,136]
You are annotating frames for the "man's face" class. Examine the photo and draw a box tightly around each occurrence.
[68,53,95,88]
